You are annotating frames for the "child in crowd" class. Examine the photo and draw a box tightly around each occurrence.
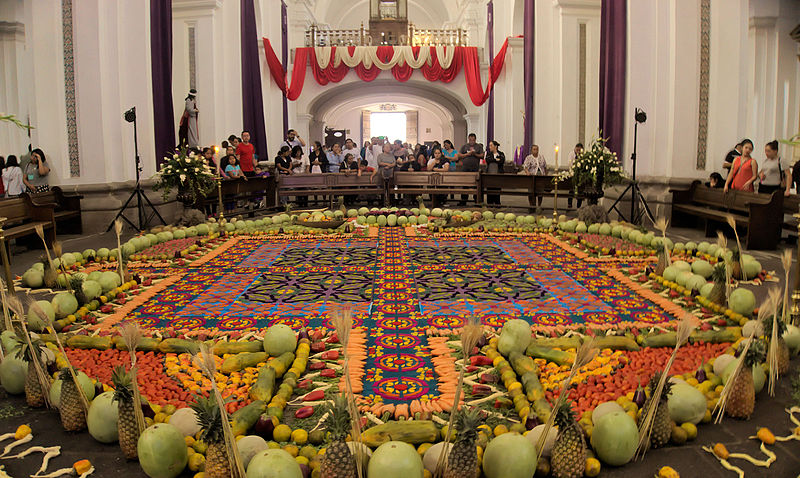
[358,159,377,180]
[225,155,245,178]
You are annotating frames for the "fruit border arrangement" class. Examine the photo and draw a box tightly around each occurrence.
[1,205,798,478]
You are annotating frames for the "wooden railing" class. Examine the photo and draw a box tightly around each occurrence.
[305,23,468,47]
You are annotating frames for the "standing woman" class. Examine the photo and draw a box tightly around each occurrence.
[758,140,790,197]
[724,139,758,192]
[309,141,328,173]
[3,155,23,197]
[23,148,50,193]
[178,89,199,148]
[485,141,505,205]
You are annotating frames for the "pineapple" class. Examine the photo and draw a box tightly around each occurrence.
[731,248,743,281]
[727,339,766,419]
[320,394,357,478]
[14,338,47,407]
[190,394,231,478]
[709,263,727,306]
[551,401,586,478]
[762,314,790,374]
[43,260,57,289]
[58,368,87,431]
[112,366,140,459]
[639,372,673,448]
[445,408,482,478]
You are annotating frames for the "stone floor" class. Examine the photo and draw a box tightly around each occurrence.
[1,203,799,477]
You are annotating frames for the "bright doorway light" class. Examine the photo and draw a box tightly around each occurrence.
[371,112,406,143]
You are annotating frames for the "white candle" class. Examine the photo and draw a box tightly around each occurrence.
[555,145,559,169]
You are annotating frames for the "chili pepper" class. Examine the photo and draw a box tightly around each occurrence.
[479,373,498,384]
[295,406,314,419]
[309,361,326,371]
[470,356,493,366]
[321,350,339,360]
[304,390,325,402]
[311,342,326,353]
[320,368,337,378]
[472,384,491,396]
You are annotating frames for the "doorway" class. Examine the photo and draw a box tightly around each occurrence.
[370,112,407,143]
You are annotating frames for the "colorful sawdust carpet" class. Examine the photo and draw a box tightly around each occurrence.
[127,230,670,404]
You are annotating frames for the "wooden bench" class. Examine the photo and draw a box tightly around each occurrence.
[670,180,783,250]
[781,194,800,235]
[0,197,56,263]
[23,186,83,234]
[277,173,386,208]
[393,171,480,206]
[200,176,276,217]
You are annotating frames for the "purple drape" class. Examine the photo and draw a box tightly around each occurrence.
[599,0,626,156]
[150,0,174,165]
[486,0,494,142]
[281,1,289,135]
[523,0,534,154]
[241,0,268,160]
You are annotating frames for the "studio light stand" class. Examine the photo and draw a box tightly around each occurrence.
[607,108,655,225]
[106,107,166,232]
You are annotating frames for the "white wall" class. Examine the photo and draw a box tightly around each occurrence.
[326,108,446,146]
[0,0,27,159]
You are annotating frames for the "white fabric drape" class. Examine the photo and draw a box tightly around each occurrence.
[315,47,332,69]
[329,46,450,70]
[435,45,455,69]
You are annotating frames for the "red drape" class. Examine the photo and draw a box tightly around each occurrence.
[262,39,510,106]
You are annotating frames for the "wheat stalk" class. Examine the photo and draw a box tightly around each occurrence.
[636,315,697,458]
[52,242,72,293]
[29,300,90,412]
[766,287,782,396]
[8,296,51,408]
[714,335,754,423]
[726,215,745,279]
[193,343,246,478]
[119,321,146,434]
[330,305,364,478]
[716,232,732,300]
[435,315,483,478]
[0,276,14,335]
[536,337,598,463]
[781,249,792,323]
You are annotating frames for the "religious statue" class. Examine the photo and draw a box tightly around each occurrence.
[178,89,199,148]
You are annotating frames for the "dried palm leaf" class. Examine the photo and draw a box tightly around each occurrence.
[34,224,55,276]
[0,276,13,334]
[119,321,146,433]
[726,215,745,279]
[767,287,782,396]
[7,295,51,407]
[637,314,697,458]
[435,315,483,477]
[536,337,598,463]
[330,305,364,478]
[714,335,754,423]
[781,249,792,323]
[29,300,90,412]
[193,343,246,478]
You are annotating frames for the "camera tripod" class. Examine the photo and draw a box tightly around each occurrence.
[106,107,166,232]
[607,111,654,225]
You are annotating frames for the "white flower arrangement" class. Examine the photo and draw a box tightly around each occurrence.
[153,146,217,204]
[554,137,627,189]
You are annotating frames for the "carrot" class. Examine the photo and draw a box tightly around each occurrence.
[395,403,409,419]
[410,400,421,415]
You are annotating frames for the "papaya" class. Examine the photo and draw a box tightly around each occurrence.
[642,332,677,348]
[524,345,574,366]
[221,352,267,374]
[66,335,112,350]
[212,340,264,355]
[158,338,200,354]
[509,351,537,376]
[266,352,295,378]
[591,335,640,351]
[529,336,583,350]
[113,336,161,352]
[360,420,439,447]
[689,327,741,344]
[520,371,552,422]
[231,400,266,436]
[249,366,276,402]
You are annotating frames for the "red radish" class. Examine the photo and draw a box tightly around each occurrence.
[311,342,326,353]
[308,362,325,371]
[321,350,339,360]
[320,369,337,378]
[303,390,325,402]
[295,407,315,419]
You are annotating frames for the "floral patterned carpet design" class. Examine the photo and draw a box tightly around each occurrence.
[127,230,671,404]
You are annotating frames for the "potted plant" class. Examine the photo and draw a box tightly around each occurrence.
[555,138,626,205]
[153,147,216,208]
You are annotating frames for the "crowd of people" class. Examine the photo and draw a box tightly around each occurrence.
[708,139,796,197]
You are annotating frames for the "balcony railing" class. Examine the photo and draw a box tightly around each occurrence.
[304,23,468,47]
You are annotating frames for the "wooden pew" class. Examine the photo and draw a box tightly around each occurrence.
[277,173,386,208]
[670,180,783,249]
[782,194,800,236]
[0,197,56,263]
[393,171,480,205]
[22,186,83,234]
[200,176,276,217]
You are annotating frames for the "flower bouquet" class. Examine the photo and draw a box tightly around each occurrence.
[555,138,626,203]
[152,147,216,205]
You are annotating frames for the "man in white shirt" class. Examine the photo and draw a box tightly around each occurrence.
[282,129,306,150]
[522,144,547,208]
[342,139,361,164]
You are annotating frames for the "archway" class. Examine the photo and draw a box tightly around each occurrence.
[306,80,470,148]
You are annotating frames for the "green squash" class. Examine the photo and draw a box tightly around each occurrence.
[263,324,297,356]
[497,319,532,356]
[590,411,638,466]
[729,288,756,316]
[27,300,55,332]
[368,441,424,478]
[88,391,119,443]
[691,260,714,279]
[137,424,188,478]
[667,382,707,425]
[0,353,26,394]
[246,449,302,478]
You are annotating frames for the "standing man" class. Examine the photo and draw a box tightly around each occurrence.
[282,129,306,150]
[523,144,548,209]
[567,143,584,209]
[178,89,199,148]
[342,139,360,163]
[237,131,256,177]
[457,133,484,205]
[326,143,345,173]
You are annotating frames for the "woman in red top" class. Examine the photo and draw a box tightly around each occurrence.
[724,139,758,192]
